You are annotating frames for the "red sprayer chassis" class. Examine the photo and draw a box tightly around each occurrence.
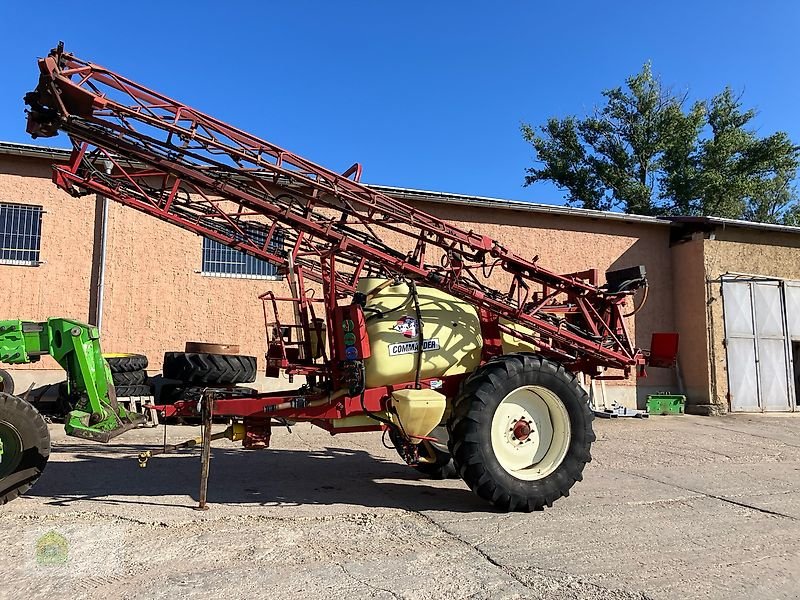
[24,44,677,511]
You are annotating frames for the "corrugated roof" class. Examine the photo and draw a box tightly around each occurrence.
[0,140,71,161]
[3,140,800,236]
[370,184,668,226]
[665,215,800,236]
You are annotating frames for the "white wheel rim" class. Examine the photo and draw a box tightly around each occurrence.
[490,385,571,481]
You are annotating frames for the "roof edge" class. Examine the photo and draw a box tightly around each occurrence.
[3,140,800,235]
[666,215,800,237]
[0,141,71,161]
[369,184,668,227]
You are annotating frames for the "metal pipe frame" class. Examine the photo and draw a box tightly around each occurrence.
[25,45,645,376]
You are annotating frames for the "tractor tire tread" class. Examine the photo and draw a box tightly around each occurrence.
[111,370,147,386]
[447,353,594,513]
[162,352,257,384]
[158,384,258,405]
[115,384,153,397]
[0,393,50,505]
[105,354,148,373]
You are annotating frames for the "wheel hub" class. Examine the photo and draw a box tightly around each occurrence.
[490,385,572,481]
[512,419,532,442]
[0,420,24,480]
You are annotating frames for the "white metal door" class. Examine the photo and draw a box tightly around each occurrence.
[785,282,800,411]
[723,281,760,411]
[784,283,800,338]
[722,279,793,412]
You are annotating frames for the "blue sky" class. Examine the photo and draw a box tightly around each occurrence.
[0,1,797,204]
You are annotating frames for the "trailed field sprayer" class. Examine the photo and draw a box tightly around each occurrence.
[2,44,678,511]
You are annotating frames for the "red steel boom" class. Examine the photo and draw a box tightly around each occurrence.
[24,44,651,375]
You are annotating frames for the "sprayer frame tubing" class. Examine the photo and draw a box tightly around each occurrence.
[150,373,462,423]
[29,47,644,373]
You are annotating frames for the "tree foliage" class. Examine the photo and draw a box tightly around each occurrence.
[521,64,799,223]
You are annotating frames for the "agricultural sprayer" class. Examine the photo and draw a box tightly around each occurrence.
[0,44,678,511]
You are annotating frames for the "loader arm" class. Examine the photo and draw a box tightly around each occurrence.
[0,318,144,441]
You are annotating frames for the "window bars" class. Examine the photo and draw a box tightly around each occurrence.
[0,203,43,266]
[201,228,283,279]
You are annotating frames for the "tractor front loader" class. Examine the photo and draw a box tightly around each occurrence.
[0,318,143,504]
[7,44,679,511]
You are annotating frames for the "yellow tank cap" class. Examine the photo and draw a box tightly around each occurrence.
[390,388,446,443]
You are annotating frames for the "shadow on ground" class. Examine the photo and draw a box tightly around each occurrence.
[30,442,491,513]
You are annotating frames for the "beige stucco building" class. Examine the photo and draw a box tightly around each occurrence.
[2,141,799,415]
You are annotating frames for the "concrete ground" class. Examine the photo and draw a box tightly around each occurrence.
[1,414,799,600]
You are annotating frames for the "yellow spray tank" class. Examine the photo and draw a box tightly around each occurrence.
[354,279,546,439]
[357,278,483,388]
[499,317,540,354]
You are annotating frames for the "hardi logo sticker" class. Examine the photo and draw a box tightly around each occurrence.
[392,316,419,338]
[388,338,440,356]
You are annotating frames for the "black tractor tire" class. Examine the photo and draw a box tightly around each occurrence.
[162,352,257,385]
[112,370,147,386]
[413,440,458,480]
[0,393,50,505]
[158,383,187,405]
[447,353,594,512]
[0,369,15,395]
[114,384,153,397]
[390,426,458,480]
[105,354,148,373]
[158,384,257,405]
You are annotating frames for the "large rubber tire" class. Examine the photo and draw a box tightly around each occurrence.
[158,384,258,405]
[112,370,147,386]
[0,369,15,395]
[105,353,148,373]
[391,426,458,480]
[0,393,50,505]
[413,440,458,480]
[447,353,594,512]
[115,384,153,397]
[162,352,257,385]
[158,383,188,405]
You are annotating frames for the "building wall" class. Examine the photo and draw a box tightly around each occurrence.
[0,154,677,406]
[703,229,800,413]
[670,237,712,411]
[0,157,95,372]
[99,199,286,368]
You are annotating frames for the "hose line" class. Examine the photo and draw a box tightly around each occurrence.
[409,280,424,389]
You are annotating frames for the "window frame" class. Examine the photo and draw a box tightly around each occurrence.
[0,202,44,267]
[200,228,284,280]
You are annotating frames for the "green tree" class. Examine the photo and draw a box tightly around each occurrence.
[522,66,800,223]
[696,88,798,223]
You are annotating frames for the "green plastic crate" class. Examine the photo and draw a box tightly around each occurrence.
[646,394,685,415]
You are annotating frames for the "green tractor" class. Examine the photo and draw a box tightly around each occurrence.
[0,318,143,504]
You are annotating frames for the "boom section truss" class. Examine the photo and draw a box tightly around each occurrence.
[25,45,644,373]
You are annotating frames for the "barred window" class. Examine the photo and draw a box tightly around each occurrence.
[201,228,283,279]
[0,203,43,266]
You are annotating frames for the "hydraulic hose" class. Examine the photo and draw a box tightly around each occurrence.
[409,281,424,389]
[623,282,649,317]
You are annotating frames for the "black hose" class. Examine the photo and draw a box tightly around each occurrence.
[365,286,414,323]
[410,281,424,389]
